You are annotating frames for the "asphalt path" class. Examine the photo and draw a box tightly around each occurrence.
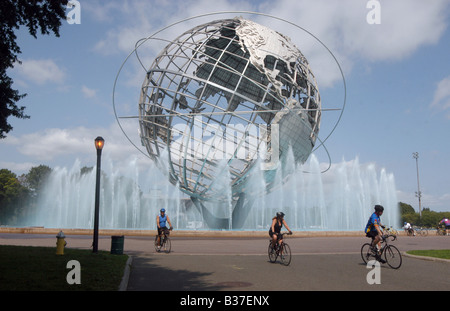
[1,233,449,292]
[125,235,450,291]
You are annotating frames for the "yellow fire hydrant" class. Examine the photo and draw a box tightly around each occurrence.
[56,231,66,255]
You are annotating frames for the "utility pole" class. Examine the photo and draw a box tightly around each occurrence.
[412,152,422,220]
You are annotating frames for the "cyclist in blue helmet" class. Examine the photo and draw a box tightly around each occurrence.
[156,208,173,247]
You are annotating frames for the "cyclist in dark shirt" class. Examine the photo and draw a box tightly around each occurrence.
[269,212,292,249]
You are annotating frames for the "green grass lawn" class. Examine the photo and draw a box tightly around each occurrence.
[0,245,129,291]
[406,249,450,260]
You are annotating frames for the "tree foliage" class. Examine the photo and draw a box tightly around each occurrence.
[0,169,29,223]
[0,165,53,224]
[0,0,68,138]
[399,201,450,228]
[21,164,51,195]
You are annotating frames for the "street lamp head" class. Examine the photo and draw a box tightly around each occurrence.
[95,136,105,150]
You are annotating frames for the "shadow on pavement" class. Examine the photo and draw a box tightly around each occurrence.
[127,255,225,291]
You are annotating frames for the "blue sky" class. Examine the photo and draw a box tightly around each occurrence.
[2,0,450,213]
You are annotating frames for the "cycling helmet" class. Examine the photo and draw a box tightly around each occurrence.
[276,212,285,218]
[374,205,384,212]
[160,208,165,213]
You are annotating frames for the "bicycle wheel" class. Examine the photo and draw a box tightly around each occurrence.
[154,235,160,252]
[280,243,292,266]
[268,243,277,263]
[384,245,402,269]
[361,243,374,264]
[421,229,428,236]
[163,237,171,253]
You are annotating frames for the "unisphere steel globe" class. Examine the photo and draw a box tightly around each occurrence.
[139,17,321,204]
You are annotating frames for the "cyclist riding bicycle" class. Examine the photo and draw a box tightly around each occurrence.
[269,212,292,250]
[403,221,415,236]
[364,205,386,263]
[156,208,173,247]
[439,218,450,236]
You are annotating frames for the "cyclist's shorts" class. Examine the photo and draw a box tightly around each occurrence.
[158,227,169,235]
[366,231,378,239]
[268,230,281,239]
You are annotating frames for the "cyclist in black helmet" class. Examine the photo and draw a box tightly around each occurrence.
[364,205,385,262]
[269,212,292,250]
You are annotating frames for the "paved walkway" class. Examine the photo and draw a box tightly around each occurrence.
[1,232,449,292]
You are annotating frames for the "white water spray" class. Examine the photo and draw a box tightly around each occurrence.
[25,155,399,231]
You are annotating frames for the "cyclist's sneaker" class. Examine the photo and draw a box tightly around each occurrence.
[375,255,386,263]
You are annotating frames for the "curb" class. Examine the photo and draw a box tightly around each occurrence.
[119,256,133,291]
[0,227,382,238]
[402,252,450,264]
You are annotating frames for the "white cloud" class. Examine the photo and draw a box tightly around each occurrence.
[81,85,97,98]
[431,76,450,116]
[6,120,145,164]
[14,59,66,85]
[261,0,449,86]
[89,0,448,90]
[0,161,37,174]
[12,128,92,161]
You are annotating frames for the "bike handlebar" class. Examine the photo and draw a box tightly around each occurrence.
[382,234,396,242]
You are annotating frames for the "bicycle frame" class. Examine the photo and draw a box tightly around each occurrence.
[379,235,393,253]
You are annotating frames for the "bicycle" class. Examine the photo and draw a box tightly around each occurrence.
[268,232,292,266]
[361,234,402,269]
[416,227,428,236]
[154,228,172,253]
[436,226,446,236]
[405,227,416,236]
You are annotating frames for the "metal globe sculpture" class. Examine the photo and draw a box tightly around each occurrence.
[138,17,321,228]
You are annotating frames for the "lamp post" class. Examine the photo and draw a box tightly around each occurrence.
[93,136,104,253]
[412,152,422,220]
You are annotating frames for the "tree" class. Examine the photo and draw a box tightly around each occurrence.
[399,202,415,215]
[0,0,68,138]
[0,169,29,223]
[21,164,52,197]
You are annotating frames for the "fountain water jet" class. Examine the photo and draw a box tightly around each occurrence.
[24,155,399,231]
